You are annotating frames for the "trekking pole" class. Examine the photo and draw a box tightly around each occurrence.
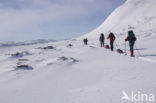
[114,41,119,49]
[125,42,127,55]
[134,45,141,57]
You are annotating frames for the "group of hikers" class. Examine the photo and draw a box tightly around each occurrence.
[83,30,137,57]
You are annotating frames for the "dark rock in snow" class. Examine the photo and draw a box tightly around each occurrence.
[67,44,73,47]
[18,59,29,61]
[11,52,23,57]
[69,57,78,63]
[58,56,78,63]
[44,56,78,66]
[11,51,32,58]
[43,46,54,50]
[15,65,33,70]
[36,46,54,50]
[58,56,68,61]
[35,47,42,49]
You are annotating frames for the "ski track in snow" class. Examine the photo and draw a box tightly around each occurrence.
[139,57,156,63]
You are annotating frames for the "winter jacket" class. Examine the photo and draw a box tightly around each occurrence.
[107,33,116,43]
[125,36,136,42]
[125,31,137,50]
[99,36,105,42]
[125,31,137,42]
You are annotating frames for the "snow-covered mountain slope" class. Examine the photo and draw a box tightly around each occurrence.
[84,0,156,39]
[0,0,156,103]
[81,0,156,62]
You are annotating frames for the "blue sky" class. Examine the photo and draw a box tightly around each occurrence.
[0,0,126,42]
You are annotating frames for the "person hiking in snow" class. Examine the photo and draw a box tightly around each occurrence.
[99,33,105,47]
[83,38,88,45]
[107,32,116,51]
[125,30,137,57]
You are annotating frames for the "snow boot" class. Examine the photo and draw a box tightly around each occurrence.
[130,50,134,57]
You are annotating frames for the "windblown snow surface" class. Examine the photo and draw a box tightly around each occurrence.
[0,0,156,103]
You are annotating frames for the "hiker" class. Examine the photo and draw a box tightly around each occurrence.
[125,30,137,57]
[99,33,105,47]
[107,32,116,51]
[83,38,88,45]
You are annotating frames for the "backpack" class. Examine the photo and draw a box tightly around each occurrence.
[131,36,136,41]
[99,36,103,41]
[129,35,136,42]
[128,31,136,42]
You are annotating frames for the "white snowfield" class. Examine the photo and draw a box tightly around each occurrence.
[0,0,156,103]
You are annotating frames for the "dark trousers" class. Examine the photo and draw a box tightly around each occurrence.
[110,42,114,51]
[129,41,135,56]
[129,41,135,51]
[100,41,104,47]
[84,42,87,45]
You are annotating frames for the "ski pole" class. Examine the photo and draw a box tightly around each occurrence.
[125,42,127,55]
[134,45,141,57]
[114,41,119,49]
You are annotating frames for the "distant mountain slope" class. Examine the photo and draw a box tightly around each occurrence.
[0,39,56,48]
[84,0,156,39]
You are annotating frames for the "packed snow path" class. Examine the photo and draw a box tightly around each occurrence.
[0,40,156,103]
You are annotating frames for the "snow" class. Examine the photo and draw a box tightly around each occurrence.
[82,0,156,40]
[0,39,56,48]
[0,0,156,103]
[0,39,156,103]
